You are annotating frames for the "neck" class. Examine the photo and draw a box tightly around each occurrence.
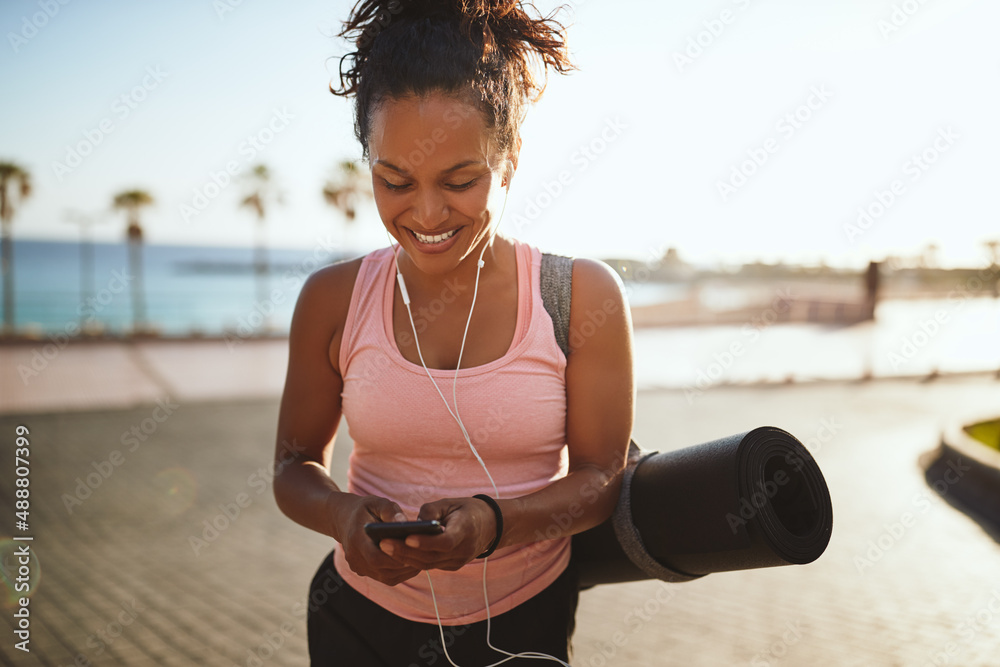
[396,231,509,300]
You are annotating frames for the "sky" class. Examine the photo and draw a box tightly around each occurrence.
[1,0,996,269]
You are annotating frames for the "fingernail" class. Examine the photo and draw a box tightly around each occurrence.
[405,536,419,548]
[394,513,406,522]
[381,542,395,557]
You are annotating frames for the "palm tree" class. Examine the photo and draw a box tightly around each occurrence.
[0,161,32,335]
[239,164,284,326]
[322,159,372,253]
[112,189,154,334]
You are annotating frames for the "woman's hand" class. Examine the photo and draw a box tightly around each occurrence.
[334,494,422,586]
[379,497,497,571]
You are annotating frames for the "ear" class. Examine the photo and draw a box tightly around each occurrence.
[504,136,521,187]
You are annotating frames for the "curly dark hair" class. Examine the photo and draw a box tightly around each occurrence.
[330,0,576,161]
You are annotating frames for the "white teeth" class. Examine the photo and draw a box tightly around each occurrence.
[413,229,457,244]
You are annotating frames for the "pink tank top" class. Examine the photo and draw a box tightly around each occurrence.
[334,238,571,625]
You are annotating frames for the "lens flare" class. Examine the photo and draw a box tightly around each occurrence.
[151,467,198,516]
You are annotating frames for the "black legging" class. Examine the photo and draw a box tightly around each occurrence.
[306,549,579,666]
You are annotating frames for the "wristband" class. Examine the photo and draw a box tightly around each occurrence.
[472,494,503,559]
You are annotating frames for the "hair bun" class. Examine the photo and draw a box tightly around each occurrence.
[332,0,575,160]
[340,0,573,88]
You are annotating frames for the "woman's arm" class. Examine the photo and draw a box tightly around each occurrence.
[383,257,635,569]
[272,262,421,586]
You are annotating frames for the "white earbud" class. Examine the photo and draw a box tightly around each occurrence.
[476,161,512,270]
[396,269,410,305]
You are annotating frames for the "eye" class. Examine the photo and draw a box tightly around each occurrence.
[446,179,477,191]
[381,179,411,192]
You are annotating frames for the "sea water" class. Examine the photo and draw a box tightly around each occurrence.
[7,240,999,388]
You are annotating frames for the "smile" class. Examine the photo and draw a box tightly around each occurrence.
[410,228,458,244]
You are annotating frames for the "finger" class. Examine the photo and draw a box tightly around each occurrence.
[376,537,407,560]
[394,535,470,570]
[372,499,407,523]
[346,549,417,579]
[416,499,454,522]
[381,567,421,586]
[404,530,455,551]
[358,559,420,585]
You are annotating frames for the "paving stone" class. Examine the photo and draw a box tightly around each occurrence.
[2,346,1000,665]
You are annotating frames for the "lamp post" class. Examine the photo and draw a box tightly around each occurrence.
[64,209,109,333]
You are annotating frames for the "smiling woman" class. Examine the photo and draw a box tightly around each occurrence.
[369,94,508,273]
[271,1,635,665]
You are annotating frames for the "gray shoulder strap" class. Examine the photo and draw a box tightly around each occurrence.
[540,252,574,358]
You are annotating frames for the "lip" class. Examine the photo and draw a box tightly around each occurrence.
[405,226,463,255]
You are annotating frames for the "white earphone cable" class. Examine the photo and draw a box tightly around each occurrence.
[384,171,570,666]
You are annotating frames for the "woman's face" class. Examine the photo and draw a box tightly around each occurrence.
[367,91,514,276]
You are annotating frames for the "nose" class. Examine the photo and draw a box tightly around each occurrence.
[410,186,449,229]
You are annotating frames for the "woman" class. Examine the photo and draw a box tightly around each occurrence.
[272,1,635,663]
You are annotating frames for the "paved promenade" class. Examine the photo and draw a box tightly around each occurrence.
[2,339,1000,665]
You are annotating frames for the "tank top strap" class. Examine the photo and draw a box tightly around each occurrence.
[338,246,395,377]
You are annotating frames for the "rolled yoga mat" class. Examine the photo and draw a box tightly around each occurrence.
[572,426,834,589]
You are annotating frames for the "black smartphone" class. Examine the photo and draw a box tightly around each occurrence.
[364,519,444,542]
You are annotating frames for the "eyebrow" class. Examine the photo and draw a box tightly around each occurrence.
[374,159,485,177]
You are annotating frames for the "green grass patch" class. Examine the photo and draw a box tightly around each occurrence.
[964,419,1000,451]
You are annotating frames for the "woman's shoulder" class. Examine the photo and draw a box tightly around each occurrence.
[298,246,393,311]
[513,236,627,330]
[292,249,388,374]
[568,257,625,294]
[565,256,630,354]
